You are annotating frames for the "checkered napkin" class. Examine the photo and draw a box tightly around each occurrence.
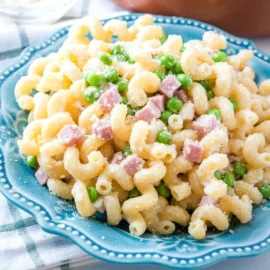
[0,1,126,269]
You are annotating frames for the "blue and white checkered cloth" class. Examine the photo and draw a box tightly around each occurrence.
[0,1,126,269]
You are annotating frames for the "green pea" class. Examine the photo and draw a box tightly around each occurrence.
[180,45,185,52]
[160,34,167,44]
[127,106,135,116]
[207,108,222,120]
[154,54,163,61]
[176,74,193,90]
[156,130,172,145]
[109,44,124,55]
[104,68,119,83]
[121,96,129,105]
[259,184,270,199]
[199,80,212,91]
[233,162,247,178]
[154,70,166,81]
[87,187,99,202]
[123,146,132,156]
[155,182,171,198]
[171,62,183,75]
[85,73,105,87]
[229,98,238,111]
[128,187,141,198]
[166,97,183,113]
[128,59,136,64]
[160,55,176,70]
[100,53,112,65]
[115,54,126,62]
[206,90,215,100]
[223,172,235,188]
[117,78,128,93]
[212,51,228,62]
[214,170,222,180]
[160,110,173,125]
[83,86,100,104]
[26,156,38,169]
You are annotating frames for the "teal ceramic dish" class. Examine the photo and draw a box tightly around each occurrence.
[0,13,270,269]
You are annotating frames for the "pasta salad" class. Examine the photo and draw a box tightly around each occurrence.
[15,14,270,239]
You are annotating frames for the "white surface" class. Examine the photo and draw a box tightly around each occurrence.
[75,252,269,270]
[75,252,270,270]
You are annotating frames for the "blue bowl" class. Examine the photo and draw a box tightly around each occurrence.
[0,13,270,269]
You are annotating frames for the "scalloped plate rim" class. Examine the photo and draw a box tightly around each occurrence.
[0,13,270,269]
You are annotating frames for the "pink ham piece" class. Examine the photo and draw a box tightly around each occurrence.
[92,118,113,141]
[193,114,220,137]
[183,138,204,163]
[174,89,189,103]
[200,196,218,206]
[57,124,84,146]
[98,86,121,112]
[135,100,161,123]
[121,154,145,175]
[111,152,125,164]
[35,167,48,185]
[135,95,165,123]
[148,95,165,111]
[160,74,181,98]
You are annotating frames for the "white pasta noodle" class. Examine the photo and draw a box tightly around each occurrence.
[209,97,237,130]
[72,181,96,217]
[64,147,105,183]
[103,193,122,225]
[130,120,152,159]
[202,31,227,51]
[188,204,229,240]
[111,104,132,141]
[164,155,193,201]
[212,62,234,97]
[197,153,229,199]
[243,133,270,169]
[127,71,160,107]
[227,50,253,70]
[96,164,134,195]
[219,195,252,223]
[42,112,74,140]
[47,178,74,200]
[181,47,213,80]
[188,82,209,115]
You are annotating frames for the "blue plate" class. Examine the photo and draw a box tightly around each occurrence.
[0,13,270,269]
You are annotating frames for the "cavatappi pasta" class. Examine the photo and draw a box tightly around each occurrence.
[16,14,270,240]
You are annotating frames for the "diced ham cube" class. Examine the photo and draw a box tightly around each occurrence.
[35,167,48,185]
[135,101,161,123]
[98,86,121,112]
[148,95,165,111]
[175,89,189,103]
[160,74,181,98]
[92,118,113,141]
[183,138,204,163]
[57,124,84,146]
[200,195,218,206]
[193,114,220,137]
[121,154,145,175]
[111,152,125,164]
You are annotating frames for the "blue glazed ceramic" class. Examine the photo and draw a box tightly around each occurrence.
[0,13,270,269]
